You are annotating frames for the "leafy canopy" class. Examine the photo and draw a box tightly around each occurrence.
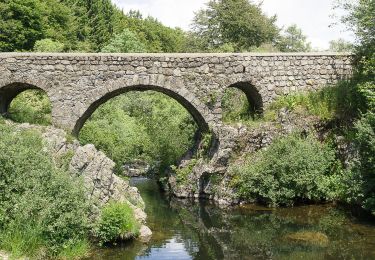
[276,24,311,52]
[192,0,279,51]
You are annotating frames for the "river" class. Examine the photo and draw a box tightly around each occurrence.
[89,177,375,259]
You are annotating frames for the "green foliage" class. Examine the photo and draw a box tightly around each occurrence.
[79,92,198,174]
[79,103,153,170]
[0,123,90,258]
[222,88,253,123]
[344,112,375,215]
[95,201,139,245]
[114,11,188,53]
[192,0,279,51]
[354,112,375,214]
[233,134,343,206]
[0,0,43,51]
[57,239,90,260]
[172,159,198,184]
[276,24,312,52]
[338,0,375,112]
[269,81,361,120]
[34,38,64,52]
[0,0,187,53]
[329,38,354,52]
[7,89,52,125]
[102,29,146,53]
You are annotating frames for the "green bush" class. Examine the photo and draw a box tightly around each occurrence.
[95,201,139,245]
[233,134,343,206]
[101,29,146,53]
[0,123,90,258]
[34,38,64,52]
[343,112,375,215]
[8,89,52,125]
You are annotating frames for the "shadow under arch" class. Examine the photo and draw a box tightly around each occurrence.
[72,84,210,136]
[0,82,50,115]
[227,81,263,115]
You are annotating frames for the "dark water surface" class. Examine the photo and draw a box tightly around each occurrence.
[90,178,375,260]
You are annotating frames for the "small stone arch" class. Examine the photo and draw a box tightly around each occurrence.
[72,84,211,136]
[227,81,263,114]
[0,81,51,115]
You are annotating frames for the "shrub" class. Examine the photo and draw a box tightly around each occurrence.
[101,29,146,53]
[95,201,139,245]
[34,38,64,52]
[0,123,90,258]
[344,112,375,215]
[233,134,343,206]
[7,89,52,125]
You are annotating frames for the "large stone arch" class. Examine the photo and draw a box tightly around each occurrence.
[72,83,211,136]
[0,80,52,115]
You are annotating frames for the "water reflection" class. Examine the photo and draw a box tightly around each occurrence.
[90,178,375,260]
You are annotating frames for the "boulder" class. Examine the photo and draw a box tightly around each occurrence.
[138,225,153,243]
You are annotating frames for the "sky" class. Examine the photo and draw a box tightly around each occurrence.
[112,0,355,50]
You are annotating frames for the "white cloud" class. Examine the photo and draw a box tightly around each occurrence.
[112,0,206,29]
[259,0,354,49]
[112,0,355,50]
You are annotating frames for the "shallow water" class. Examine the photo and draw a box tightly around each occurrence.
[89,178,375,260]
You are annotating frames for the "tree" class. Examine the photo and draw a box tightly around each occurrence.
[276,24,311,52]
[113,11,188,53]
[37,0,78,50]
[329,38,354,52]
[0,0,43,51]
[338,0,374,111]
[34,38,64,52]
[192,0,279,52]
[336,0,374,215]
[101,29,146,53]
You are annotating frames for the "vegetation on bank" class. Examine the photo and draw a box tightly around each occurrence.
[225,0,374,214]
[95,201,139,245]
[0,123,90,258]
[0,122,141,259]
[0,0,374,258]
[232,134,343,206]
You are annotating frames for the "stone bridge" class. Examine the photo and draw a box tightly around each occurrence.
[0,53,352,138]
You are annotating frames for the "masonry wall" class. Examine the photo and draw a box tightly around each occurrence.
[0,53,353,136]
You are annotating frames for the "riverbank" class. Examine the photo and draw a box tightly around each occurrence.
[89,177,375,259]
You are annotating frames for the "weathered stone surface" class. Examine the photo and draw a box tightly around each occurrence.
[138,225,153,243]
[0,52,354,205]
[69,144,145,215]
[0,52,352,140]
[123,160,151,177]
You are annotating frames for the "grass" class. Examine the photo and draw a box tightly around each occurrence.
[57,239,90,260]
[222,81,360,128]
[0,222,45,259]
[95,201,140,245]
[268,81,359,120]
